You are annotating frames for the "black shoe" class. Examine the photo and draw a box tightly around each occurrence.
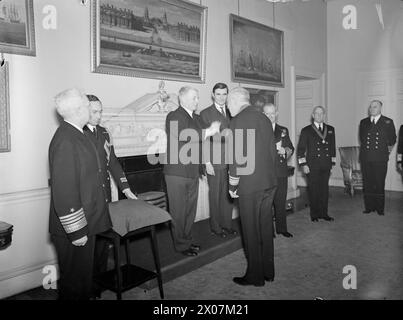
[211,230,227,238]
[376,211,384,216]
[311,218,319,222]
[190,244,201,252]
[233,277,264,287]
[181,248,198,256]
[322,216,334,221]
[222,228,238,236]
[264,276,274,282]
[278,232,293,238]
[363,210,372,214]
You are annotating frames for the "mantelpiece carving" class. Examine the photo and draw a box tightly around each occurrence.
[101,81,178,157]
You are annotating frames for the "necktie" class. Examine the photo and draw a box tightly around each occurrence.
[93,127,98,138]
[220,106,225,116]
[319,124,323,133]
[372,117,375,125]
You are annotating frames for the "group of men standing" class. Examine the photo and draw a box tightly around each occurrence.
[49,85,403,297]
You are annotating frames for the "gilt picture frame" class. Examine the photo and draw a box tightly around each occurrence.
[91,0,208,83]
[0,63,11,152]
[230,14,284,87]
[0,0,36,56]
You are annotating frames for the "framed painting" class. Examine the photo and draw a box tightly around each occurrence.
[246,87,278,111]
[0,0,36,56]
[0,63,11,152]
[230,14,284,87]
[91,0,208,83]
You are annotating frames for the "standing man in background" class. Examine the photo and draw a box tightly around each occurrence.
[227,87,277,287]
[397,124,403,173]
[49,88,111,300]
[297,106,336,222]
[263,103,294,238]
[84,94,137,298]
[200,83,236,239]
[164,86,221,257]
[359,100,396,215]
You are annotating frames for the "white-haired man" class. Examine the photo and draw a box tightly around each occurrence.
[227,87,277,286]
[49,88,111,300]
[164,86,220,256]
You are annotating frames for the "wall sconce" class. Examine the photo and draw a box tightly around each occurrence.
[0,53,5,68]
[80,0,88,6]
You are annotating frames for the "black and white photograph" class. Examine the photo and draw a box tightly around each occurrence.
[91,0,207,82]
[1,0,403,308]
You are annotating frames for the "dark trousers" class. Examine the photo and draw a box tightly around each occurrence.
[273,176,288,233]
[361,161,388,213]
[51,234,96,300]
[207,167,234,233]
[238,187,276,285]
[307,167,331,219]
[165,175,199,252]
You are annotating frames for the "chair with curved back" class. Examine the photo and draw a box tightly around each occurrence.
[338,146,363,196]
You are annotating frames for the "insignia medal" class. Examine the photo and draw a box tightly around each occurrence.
[322,140,325,144]
[312,124,328,144]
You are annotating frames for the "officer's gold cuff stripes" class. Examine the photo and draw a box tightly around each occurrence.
[332,157,336,163]
[120,177,128,183]
[60,208,87,234]
[229,175,240,186]
[398,154,402,162]
[298,157,306,164]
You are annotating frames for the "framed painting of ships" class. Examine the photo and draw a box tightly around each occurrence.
[0,0,36,56]
[91,0,208,83]
[230,14,284,87]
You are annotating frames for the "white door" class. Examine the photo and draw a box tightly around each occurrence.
[356,69,403,192]
[295,78,323,186]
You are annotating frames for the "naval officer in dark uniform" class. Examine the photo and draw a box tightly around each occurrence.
[297,106,336,222]
[397,125,403,173]
[263,103,294,237]
[227,87,277,287]
[359,100,396,215]
[49,88,111,300]
[84,95,137,297]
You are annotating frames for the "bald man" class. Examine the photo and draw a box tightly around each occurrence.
[49,88,111,300]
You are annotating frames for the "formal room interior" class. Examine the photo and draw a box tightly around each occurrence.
[0,0,402,300]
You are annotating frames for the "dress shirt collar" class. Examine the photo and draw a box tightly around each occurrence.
[371,114,381,124]
[181,106,194,118]
[214,103,226,116]
[314,121,324,130]
[86,124,96,132]
[64,120,84,133]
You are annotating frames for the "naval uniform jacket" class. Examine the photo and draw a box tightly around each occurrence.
[297,124,336,170]
[228,106,277,195]
[359,116,396,163]
[84,125,130,202]
[274,124,294,178]
[200,104,231,169]
[49,121,111,242]
[164,106,205,178]
[398,125,403,165]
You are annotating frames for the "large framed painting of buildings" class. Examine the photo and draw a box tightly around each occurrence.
[0,63,11,152]
[0,0,36,56]
[91,0,208,83]
[230,14,284,87]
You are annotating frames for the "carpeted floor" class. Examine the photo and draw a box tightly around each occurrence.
[101,187,403,300]
[7,187,403,300]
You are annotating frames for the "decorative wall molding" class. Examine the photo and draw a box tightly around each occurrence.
[0,187,50,206]
[0,259,56,282]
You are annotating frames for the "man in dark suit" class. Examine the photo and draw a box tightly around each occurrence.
[84,94,137,298]
[398,125,403,172]
[49,88,111,300]
[164,86,220,256]
[200,83,236,239]
[359,100,396,215]
[263,103,294,237]
[297,106,336,222]
[227,87,277,287]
